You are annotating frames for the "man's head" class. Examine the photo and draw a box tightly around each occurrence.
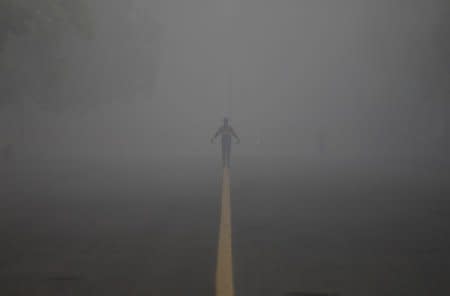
[223,117,229,126]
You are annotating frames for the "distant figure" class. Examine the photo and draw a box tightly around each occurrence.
[211,118,240,167]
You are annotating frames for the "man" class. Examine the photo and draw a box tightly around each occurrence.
[211,118,240,167]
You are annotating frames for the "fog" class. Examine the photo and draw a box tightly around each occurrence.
[1,0,450,295]
[1,0,449,161]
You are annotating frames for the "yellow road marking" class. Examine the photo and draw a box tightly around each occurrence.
[215,167,234,296]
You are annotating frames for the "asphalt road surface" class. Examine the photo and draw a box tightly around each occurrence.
[1,156,449,295]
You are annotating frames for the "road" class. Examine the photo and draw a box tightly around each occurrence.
[0,156,449,295]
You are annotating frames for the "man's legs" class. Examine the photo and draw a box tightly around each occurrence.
[227,144,231,167]
[222,137,231,168]
[222,144,226,167]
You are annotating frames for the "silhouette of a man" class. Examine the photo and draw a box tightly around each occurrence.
[211,118,240,167]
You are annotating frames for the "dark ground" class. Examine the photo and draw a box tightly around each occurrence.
[1,155,449,295]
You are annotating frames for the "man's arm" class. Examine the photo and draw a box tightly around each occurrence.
[211,128,221,143]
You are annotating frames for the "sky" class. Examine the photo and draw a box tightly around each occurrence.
[1,0,449,160]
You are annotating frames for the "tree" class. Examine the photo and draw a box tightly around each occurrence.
[0,0,93,157]
[0,0,92,47]
[0,0,93,105]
